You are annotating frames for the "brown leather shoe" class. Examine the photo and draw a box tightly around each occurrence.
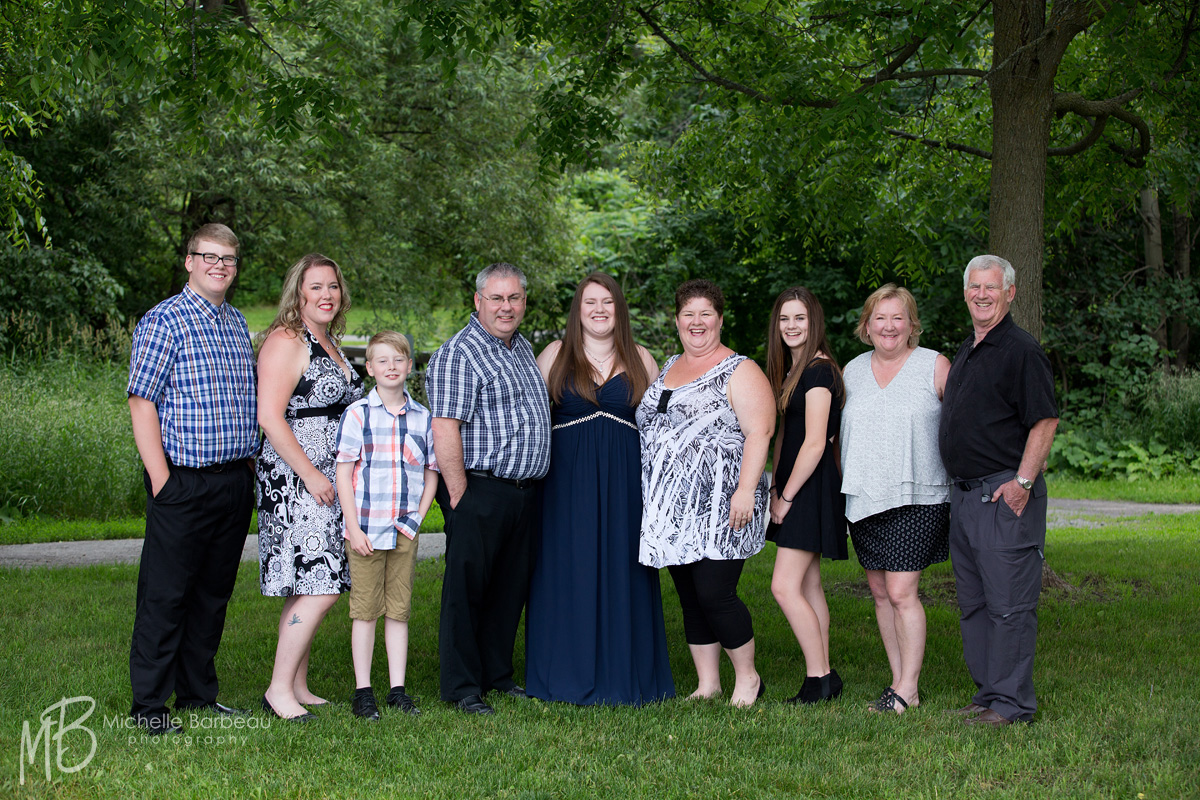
[945,702,988,717]
[963,708,1014,728]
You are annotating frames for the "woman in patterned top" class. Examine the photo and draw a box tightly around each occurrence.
[256,254,364,720]
[840,284,951,715]
[637,279,776,707]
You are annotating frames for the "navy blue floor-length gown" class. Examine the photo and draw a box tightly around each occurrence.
[526,373,675,705]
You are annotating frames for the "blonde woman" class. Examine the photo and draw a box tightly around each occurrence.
[256,254,364,720]
[841,284,951,714]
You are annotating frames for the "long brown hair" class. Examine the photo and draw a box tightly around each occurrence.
[766,286,844,413]
[547,272,649,406]
[259,253,350,347]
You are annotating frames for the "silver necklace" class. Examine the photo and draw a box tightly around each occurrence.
[584,347,614,364]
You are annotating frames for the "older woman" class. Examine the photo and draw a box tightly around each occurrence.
[526,272,675,705]
[638,279,775,707]
[765,287,847,705]
[256,254,364,720]
[841,284,951,714]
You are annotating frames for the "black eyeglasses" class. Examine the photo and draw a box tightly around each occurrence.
[190,252,240,267]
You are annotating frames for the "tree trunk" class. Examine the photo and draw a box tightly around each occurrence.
[988,0,1060,343]
[1171,198,1192,369]
[1141,187,1168,355]
[990,2,1077,591]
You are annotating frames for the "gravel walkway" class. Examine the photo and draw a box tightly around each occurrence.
[3,497,1198,569]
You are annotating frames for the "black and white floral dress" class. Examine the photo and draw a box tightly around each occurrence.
[257,328,364,597]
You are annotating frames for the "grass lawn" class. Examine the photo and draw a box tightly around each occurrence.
[3,512,1198,798]
[1046,474,1200,504]
[4,474,1194,545]
[239,305,464,349]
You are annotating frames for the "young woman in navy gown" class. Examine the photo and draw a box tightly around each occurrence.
[525,273,675,705]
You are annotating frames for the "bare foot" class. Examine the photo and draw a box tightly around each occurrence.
[294,690,328,706]
[686,688,722,700]
[890,685,919,714]
[263,688,310,719]
[729,674,763,708]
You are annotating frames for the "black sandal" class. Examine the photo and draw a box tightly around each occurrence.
[869,686,909,714]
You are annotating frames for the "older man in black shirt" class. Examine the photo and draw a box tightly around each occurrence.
[938,254,1059,727]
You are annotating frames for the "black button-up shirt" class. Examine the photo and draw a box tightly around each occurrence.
[938,313,1058,479]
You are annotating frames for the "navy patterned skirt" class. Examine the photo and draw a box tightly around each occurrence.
[848,503,950,572]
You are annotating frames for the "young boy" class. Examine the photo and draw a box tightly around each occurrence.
[336,331,438,720]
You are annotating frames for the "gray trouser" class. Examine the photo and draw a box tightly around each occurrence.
[949,469,1046,722]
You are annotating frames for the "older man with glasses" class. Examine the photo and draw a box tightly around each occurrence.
[425,262,552,715]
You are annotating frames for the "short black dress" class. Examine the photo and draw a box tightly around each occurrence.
[766,360,847,559]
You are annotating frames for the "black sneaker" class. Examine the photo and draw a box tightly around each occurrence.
[351,688,381,721]
[385,686,421,716]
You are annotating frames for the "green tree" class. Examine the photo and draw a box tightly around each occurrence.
[1,0,357,247]
[398,0,1199,341]
[3,1,574,336]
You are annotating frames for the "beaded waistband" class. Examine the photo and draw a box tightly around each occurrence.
[552,410,638,432]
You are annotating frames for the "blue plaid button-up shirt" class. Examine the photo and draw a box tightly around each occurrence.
[127,284,259,467]
[425,313,551,481]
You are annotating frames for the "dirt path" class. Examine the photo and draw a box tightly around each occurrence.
[3,497,1198,569]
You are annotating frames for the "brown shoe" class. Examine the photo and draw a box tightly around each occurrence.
[963,708,1014,728]
[945,702,988,717]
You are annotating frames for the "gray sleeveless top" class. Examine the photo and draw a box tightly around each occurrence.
[839,347,950,522]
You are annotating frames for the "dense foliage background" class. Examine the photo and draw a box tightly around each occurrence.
[2,0,1198,517]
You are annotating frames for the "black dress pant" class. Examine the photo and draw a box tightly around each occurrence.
[129,462,253,725]
[437,474,538,702]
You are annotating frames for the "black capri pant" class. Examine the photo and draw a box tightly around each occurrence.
[667,558,753,650]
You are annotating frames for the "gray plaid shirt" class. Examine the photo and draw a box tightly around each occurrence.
[425,313,551,481]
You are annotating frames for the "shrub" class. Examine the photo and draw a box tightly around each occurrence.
[1048,427,1200,481]
[0,243,125,349]
[0,357,144,519]
[1138,370,1200,452]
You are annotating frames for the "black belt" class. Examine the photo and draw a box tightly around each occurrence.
[467,469,536,489]
[172,458,251,474]
[292,404,349,419]
[954,479,983,492]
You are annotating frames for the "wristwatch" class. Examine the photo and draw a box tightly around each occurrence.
[1016,475,1033,490]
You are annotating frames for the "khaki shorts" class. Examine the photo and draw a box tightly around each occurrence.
[347,533,418,621]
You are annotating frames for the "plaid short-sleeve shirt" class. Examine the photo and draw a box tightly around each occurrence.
[336,388,437,549]
[127,285,258,467]
[424,313,551,481]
